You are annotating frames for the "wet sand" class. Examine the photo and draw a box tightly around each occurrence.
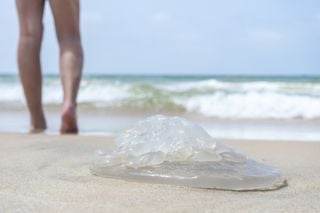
[1,108,320,142]
[0,133,320,212]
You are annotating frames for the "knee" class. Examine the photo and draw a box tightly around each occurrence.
[59,36,83,57]
[19,23,43,45]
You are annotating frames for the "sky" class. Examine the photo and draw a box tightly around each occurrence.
[0,0,319,76]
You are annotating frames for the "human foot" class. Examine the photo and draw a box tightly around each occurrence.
[60,103,78,134]
[30,113,47,133]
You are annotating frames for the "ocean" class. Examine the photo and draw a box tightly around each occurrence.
[0,74,319,141]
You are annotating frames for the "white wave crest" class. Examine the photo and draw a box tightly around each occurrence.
[174,92,320,119]
[0,84,25,103]
[1,76,320,120]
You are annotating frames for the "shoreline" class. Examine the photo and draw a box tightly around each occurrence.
[0,133,320,212]
[1,108,320,142]
[1,131,320,143]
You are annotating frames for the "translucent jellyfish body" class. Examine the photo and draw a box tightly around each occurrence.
[91,115,287,191]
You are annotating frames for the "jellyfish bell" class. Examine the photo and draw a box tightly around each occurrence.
[91,115,287,191]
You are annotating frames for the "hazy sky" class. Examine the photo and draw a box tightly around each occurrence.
[0,0,319,75]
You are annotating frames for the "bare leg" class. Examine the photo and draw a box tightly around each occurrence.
[16,0,47,132]
[49,0,83,134]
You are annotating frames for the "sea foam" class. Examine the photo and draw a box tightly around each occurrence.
[1,75,320,120]
[91,115,287,190]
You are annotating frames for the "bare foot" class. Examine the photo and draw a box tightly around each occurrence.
[60,104,78,134]
[30,112,47,133]
[29,128,46,134]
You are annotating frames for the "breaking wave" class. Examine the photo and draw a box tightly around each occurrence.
[1,74,320,120]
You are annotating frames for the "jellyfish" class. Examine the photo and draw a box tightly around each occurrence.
[91,115,287,191]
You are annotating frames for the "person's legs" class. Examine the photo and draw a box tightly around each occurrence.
[49,0,83,134]
[16,0,47,132]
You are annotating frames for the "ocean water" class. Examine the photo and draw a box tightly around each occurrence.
[1,74,320,119]
[0,74,319,141]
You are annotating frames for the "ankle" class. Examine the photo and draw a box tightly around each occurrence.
[62,104,76,117]
[62,101,76,110]
[30,114,47,131]
[60,102,78,134]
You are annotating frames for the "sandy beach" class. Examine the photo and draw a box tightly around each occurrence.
[2,0,320,210]
[0,133,319,212]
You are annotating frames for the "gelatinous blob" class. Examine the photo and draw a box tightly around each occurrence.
[91,115,287,191]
